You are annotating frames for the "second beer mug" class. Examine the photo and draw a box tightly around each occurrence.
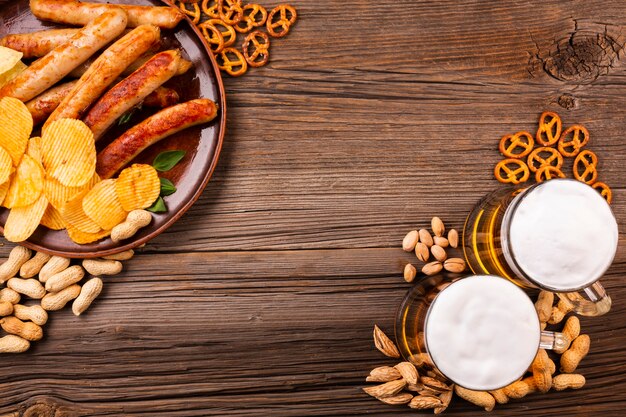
[463,179,618,316]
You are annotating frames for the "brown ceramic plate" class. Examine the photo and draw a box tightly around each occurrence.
[0,0,226,258]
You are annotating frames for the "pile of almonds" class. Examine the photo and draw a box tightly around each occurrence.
[0,245,133,353]
[365,289,591,412]
[401,217,466,282]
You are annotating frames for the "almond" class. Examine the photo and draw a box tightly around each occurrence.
[373,325,400,358]
[362,379,406,398]
[448,229,459,248]
[366,366,401,383]
[418,229,433,247]
[403,264,417,283]
[394,362,419,385]
[415,242,429,262]
[406,382,425,392]
[431,245,447,262]
[434,387,454,414]
[443,258,466,273]
[402,230,419,252]
[431,217,445,237]
[408,395,442,409]
[422,261,442,276]
[433,236,449,248]
[421,376,451,391]
[377,392,413,405]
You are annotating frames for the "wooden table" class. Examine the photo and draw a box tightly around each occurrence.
[1,0,625,415]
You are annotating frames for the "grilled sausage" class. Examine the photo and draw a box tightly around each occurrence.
[25,81,78,126]
[0,29,80,58]
[0,9,128,102]
[143,86,179,108]
[84,50,188,141]
[30,0,184,29]
[44,25,161,130]
[96,99,219,179]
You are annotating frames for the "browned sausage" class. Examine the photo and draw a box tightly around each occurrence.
[96,99,219,179]
[0,9,128,102]
[0,29,80,58]
[44,25,161,130]
[143,86,179,108]
[68,41,163,79]
[25,81,78,126]
[30,0,184,29]
[84,50,187,141]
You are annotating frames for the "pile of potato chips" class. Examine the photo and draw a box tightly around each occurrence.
[0,97,159,244]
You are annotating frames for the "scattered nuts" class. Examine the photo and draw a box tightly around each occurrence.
[82,259,123,276]
[13,304,48,326]
[41,284,81,311]
[435,387,454,414]
[555,316,580,354]
[403,264,417,283]
[418,229,434,247]
[0,288,20,304]
[552,374,585,391]
[431,245,447,262]
[102,249,135,261]
[408,395,442,410]
[366,366,401,383]
[111,209,152,242]
[402,230,419,252]
[0,334,30,353]
[503,376,537,399]
[535,290,554,323]
[363,379,406,398]
[431,217,445,237]
[39,256,71,283]
[72,277,103,316]
[422,261,442,276]
[19,252,51,278]
[488,388,509,404]
[454,386,495,411]
[433,236,449,248]
[531,349,552,393]
[378,392,413,405]
[0,246,31,284]
[421,376,451,392]
[415,242,430,262]
[560,334,590,373]
[443,258,466,273]
[45,265,85,293]
[373,325,400,358]
[7,278,46,299]
[0,301,13,316]
[0,316,43,341]
[447,229,459,248]
[394,361,419,385]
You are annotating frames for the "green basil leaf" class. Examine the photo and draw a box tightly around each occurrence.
[118,111,134,125]
[147,196,167,213]
[153,150,185,172]
[159,178,177,196]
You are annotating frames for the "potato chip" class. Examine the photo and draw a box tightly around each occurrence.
[44,173,100,210]
[0,146,13,184]
[0,60,27,89]
[3,193,47,242]
[59,190,102,234]
[41,118,95,187]
[82,179,127,230]
[66,224,111,244]
[0,178,9,206]
[40,203,65,230]
[0,46,26,88]
[115,164,161,211]
[3,154,43,208]
[27,137,42,164]
[0,97,31,165]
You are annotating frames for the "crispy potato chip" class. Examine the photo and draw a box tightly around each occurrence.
[44,173,100,210]
[41,118,95,187]
[27,137,42,164]
[0,146,13,184]
[82,179,127,230]
[0,178,9,206]
[59,190,101,234]
[66,224,111,244]
[40,203,65,230]
[0,60,27,89]
[0,97,31,165]
[115,164,161,211]
[0,46,26,88]
[3,154,43,208]
[3,194,47,242]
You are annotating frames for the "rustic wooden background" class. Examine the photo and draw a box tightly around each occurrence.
[1,0,626,415]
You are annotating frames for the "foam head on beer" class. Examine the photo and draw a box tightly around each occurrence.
[507,179,618,291]
[425,275,540,390]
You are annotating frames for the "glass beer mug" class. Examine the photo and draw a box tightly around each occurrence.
[463,179,617,316]
[395,274,568,390]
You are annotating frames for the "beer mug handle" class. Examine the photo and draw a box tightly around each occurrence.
[540,330,569,352]
[557,281,612,316]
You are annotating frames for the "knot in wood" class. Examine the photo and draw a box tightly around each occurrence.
[558,94,577,110]
[543,32,621,83]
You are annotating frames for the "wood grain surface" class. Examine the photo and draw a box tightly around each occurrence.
[1,0,626,415]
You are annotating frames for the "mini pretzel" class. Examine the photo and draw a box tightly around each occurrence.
[235,3,268,33]
[536,111,562,146]
[216,47,247,76]
[558,125,589,157]
[592,181,612,204]
[201,0,220,18]
[177,1,201,24]
[527,147,563,172]
[494,159,530,184]
[267,4,297,38]
[499,131,534,159]
[206,19,237,47]
[242,30,270,67]
[535,166,565,183]
[573,150,598,184]
[179,0,200,3]
[218,0,243,25]
[198,21,225,53]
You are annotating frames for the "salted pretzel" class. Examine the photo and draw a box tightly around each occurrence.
[179,0,200,3]
[498,131,534,159]
[536,111,562,146]
[573,150,598,184]
[216,47,248,76]
[218,0,243,25]
[494,159,530,184]
[205,19,237,47]
[201,0,220,18]
[592,181,612,204]
[235,4,268,33]
[242,30,270,67]
[527,147,563,173]
[177,1,201,24]
[558,125,589,157]
[535,166,565,183]
[267,4,297,38]
[198,21,225,53]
